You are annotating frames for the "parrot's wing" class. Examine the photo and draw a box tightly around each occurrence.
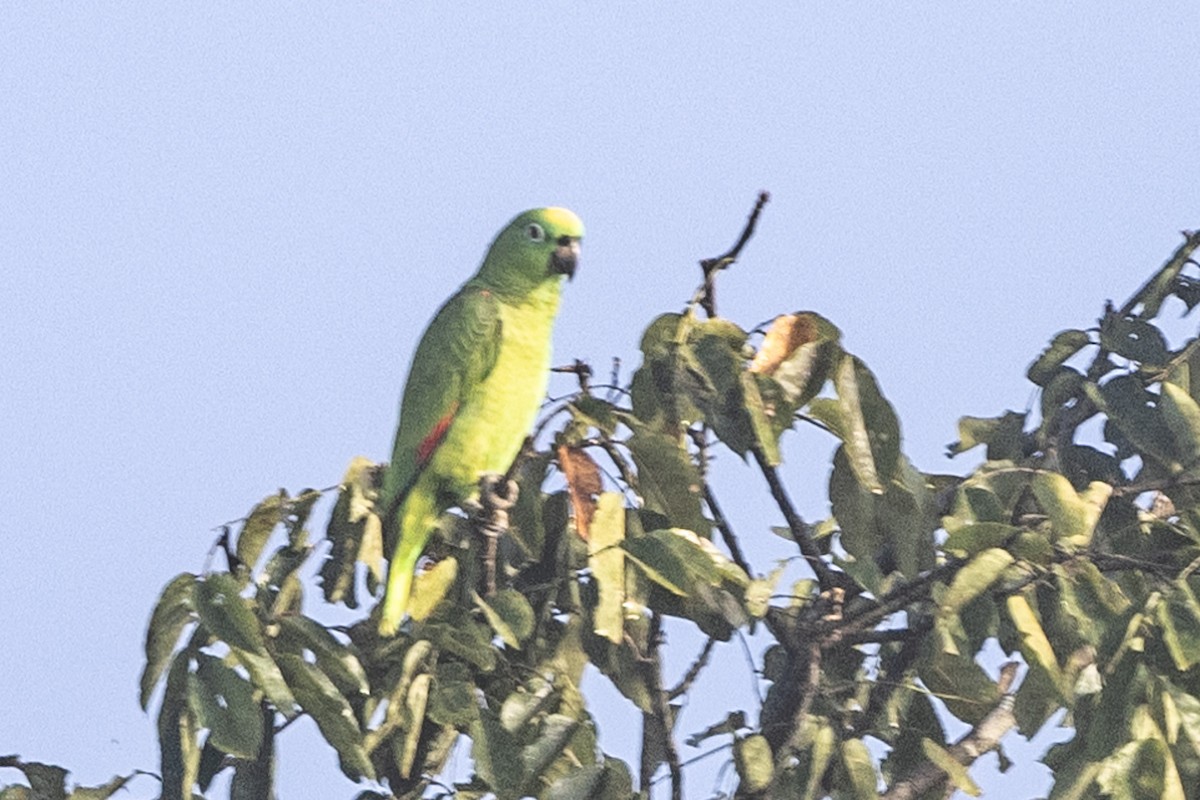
[381,285,502,521]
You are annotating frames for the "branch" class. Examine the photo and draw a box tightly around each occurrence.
[752,447,839,591]
[881,662,1020,800]
[640,614,683,800]
[668,636,717,700]
[697,191,770,318]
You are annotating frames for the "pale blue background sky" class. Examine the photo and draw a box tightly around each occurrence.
[2,4,1198,798]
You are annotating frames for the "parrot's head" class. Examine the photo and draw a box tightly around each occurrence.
[478,207,584,295]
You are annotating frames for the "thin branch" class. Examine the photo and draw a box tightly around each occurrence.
[641,613,683,800]
[752,447,838,591]
[697,191,771,318]
[668,636,717,700]
[704,484,752,576]
[881,663,1020,800]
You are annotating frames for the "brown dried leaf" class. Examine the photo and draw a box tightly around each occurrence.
[557,443,603,540]
[749,313,820,376]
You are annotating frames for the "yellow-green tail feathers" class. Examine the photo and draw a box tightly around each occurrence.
[378,487,438,636]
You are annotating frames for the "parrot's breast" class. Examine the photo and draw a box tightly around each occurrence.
[434,290,559,495]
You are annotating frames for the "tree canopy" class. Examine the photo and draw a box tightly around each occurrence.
[7,200,1200,800]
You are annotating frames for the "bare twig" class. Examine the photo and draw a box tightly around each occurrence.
[704,484,752,576]
[668,637,717,700]
[697,191,771,318]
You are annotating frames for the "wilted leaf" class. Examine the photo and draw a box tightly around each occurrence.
[558,444,603,540]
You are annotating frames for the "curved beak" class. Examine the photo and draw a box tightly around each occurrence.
[550,236,581,280]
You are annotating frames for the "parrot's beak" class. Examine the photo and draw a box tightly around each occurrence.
[550,236,580,280]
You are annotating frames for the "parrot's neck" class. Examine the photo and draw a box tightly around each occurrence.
[472,276,563,317]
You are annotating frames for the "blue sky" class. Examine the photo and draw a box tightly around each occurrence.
[2,3,1198,798]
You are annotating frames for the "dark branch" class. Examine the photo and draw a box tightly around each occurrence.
[697,191,771,318]
[753,447,839,591]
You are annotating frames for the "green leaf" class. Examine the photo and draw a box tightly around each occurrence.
[833,355,901,493]
[1028,330,1092,386]
[227,646,296,718]
[839,737,878,800]
[921,738,980,796]
[1157,583,1200,671]
[1129,234,1200,319]
[275,653,374,781]
[942,522,1020,557]
[275,615,369,699]
[569,395,619,436]
[1100,315,1169,366]
[920,646,1002,725]
[157,652,200,800]
[68,774,135,800]
[409,556,458,622]
[1030,472,1113,548]
[140,572,197,709]
[236,491,286,574]
[188,654,263,759]
[588,492,626,644]
[319,457,383,608]
[195,572,266,655]
[428,678,478,728]
[624,427,710,538]
[1086,375,1179,469]
[396,672,431,778]
[545,764,605,800]
[947,411,1026,459]
[471,707,526,800]
[420,610,496,672]
[523,714,581,785]
[733,734,773,794]
[939,548,1014,620]
[1160,382,1200,469]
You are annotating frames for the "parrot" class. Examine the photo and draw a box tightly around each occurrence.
[377,207,584,635]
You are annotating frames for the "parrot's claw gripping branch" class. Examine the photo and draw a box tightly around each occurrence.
[475,472,519,598]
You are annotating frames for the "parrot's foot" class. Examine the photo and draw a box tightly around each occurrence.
[479,472,519,512]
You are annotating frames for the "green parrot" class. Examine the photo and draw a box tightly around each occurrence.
[377,207,584,635]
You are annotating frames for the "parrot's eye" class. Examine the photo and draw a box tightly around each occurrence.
[526,223,546,242]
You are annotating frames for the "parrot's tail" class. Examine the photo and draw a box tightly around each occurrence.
[378,488,438,636]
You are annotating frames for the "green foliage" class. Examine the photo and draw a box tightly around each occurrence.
[11,224,1200,800]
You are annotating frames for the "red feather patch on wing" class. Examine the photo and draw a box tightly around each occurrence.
[417,402,459,466]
